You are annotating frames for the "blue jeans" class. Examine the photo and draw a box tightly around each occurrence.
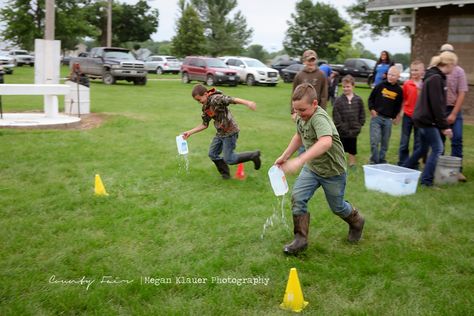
[442,106,463,160]
[291,166,352,218]
[398,115,420,167]
[370,115,393,164]
[208,133,239,164]
[403,127,444,186]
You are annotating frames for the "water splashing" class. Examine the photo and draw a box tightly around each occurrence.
[177,154,190,174]
[261,195,290,240]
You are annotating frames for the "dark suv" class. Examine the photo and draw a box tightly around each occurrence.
[271,59,300,77]
[181,56,238,86]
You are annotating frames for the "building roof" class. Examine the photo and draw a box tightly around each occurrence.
[366,0,474,11]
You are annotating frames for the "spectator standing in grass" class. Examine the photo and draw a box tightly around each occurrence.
[69,63,90,87]
[182,84,261,179]
[319,62,332,78]
[372,50,394,87]
[291,49,328,114]
[275,83,365,255]
[291,50,328,155]
[328,71,340,107]
[439,44,469,182]
[398,60,425,167]
[368,66,403,164]
[403,51,455,186]
[333,75,365,168]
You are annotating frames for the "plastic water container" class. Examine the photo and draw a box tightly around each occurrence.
[434,155,461,185]
[176,135,189,155]
[363,164,421,196]
[268,165,289,196]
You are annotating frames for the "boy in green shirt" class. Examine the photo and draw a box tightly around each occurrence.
[275,83,365,255]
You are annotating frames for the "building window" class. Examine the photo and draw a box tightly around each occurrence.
[448,16,474,43]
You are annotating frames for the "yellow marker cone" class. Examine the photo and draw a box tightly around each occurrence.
[280,268,309,312]
[94,174,109,196]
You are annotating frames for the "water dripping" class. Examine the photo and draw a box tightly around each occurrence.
[261,195,290,240]
[177,154,190,174]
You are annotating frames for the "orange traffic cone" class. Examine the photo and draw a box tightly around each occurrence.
[234,163,246,180]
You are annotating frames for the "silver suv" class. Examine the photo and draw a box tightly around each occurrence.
[9,49,35,67]
[144,55,181,74]
[221,56,279,86]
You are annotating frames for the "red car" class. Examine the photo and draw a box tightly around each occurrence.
[181,56,238,86]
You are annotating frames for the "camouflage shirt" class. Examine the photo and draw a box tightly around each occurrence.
[201,89,240,137]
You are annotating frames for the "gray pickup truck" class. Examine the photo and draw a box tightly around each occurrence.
[70,47,147,85]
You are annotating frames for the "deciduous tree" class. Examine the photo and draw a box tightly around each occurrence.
[283,0,348,60]
[243,44,269,63]
[84,0,159,46]
[171,2,206,57]
[347,0,411,37]
[0,0,94,51]
[191,0,253,56]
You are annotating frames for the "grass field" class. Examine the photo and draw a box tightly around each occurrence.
[1,66,473,315]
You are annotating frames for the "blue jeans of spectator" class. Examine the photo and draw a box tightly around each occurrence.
[398,114,420,167]
[403,127,444,186]
[208,133,239,164]
[441,106,463,167]
[370,115,392,164]
[291,166,352,218]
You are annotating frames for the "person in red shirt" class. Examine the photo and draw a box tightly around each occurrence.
[398,60,425,167]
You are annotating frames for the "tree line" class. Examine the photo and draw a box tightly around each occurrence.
[0,0,409,64]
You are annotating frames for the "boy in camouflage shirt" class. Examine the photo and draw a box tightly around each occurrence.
[182,84,261,179]
[275,83,365,255]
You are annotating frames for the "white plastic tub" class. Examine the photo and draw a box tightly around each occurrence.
[363,164,421,196]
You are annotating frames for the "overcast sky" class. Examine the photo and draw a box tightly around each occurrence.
[141,0,411,55]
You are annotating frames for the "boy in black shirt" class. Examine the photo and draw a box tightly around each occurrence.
[368,66,403,164]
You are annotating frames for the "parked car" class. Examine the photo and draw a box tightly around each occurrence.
[0,53,15,74]
[281,63,305,83]
[9,49,35,67]
[399,67,410,85]
[61,55,72,66]
[220,56,279,86]
[271,59,301,76]
[181,56,238,86]
[331,58,376,85]
[144,55,181,74]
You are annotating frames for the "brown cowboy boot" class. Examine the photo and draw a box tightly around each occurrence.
[342,208,365,242]
[283,213,310,255]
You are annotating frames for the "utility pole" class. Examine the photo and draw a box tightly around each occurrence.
[107,0,112,46]
[45,0,55,40]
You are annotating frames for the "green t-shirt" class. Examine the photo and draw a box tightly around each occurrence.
[296,107,347,177]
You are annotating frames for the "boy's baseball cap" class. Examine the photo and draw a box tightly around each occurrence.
[302,50,317,61]
[440,43,454,52]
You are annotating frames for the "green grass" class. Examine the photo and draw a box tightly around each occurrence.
[1,66,473,315]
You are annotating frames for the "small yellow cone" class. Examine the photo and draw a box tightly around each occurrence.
[280,268,309,312]
[94,174,109,196]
